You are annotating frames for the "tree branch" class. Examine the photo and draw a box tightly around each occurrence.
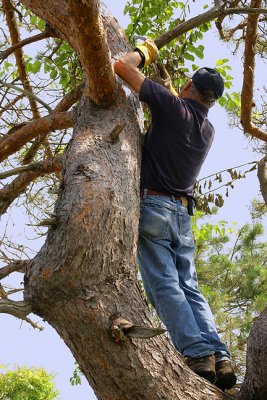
[0,111,73,162]
[0,298,31,318]
[0,94,24,118]
[0,155,63,215]
[0,27,57,61]
[2,0,41,119]
[155,3,267,49]
[0,260,29,280]
[0,298,43,330]
[67,0,116,104]
[240,0,267,142]
[0,80,52,112]
[54,83,84,113]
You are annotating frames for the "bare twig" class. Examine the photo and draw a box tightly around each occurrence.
[0,80,52,112]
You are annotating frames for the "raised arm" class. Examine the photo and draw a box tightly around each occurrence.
[113,51,145,94]
[114,39,159,93]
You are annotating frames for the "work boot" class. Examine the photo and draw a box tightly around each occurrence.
[215,360,237,390]
[185,354,216,384]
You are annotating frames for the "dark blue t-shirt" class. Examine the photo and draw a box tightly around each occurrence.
[139,78,214,196]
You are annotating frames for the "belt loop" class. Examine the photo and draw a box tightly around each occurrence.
[171,195,176,203]
[143,189,148,198]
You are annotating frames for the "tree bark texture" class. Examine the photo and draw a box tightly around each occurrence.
[10,1,266,399]
[239,308,267,400]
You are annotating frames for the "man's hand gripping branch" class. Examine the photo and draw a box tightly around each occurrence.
[114,38,178,96]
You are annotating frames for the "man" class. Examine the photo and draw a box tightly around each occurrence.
[114,39,236,390]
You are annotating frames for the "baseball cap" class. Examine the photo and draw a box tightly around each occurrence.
[192,67,224,99]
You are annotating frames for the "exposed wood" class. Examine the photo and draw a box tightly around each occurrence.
[0,155,63,215]
[0,111,73,162]
[68,0,115,104]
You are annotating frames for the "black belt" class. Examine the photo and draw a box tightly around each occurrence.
[140,189,188,207]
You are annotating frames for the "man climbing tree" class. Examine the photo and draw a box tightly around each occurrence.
[114,40,236,390]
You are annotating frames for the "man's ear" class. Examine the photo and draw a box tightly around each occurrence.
[179,79,192,98]
[184,79,192,91]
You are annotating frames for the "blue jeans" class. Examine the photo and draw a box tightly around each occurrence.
[137,193,230,360]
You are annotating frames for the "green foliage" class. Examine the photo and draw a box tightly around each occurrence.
[70,363,82,386]
[0,367,59,400]
[193,211,267,374]
[124,0,234,99]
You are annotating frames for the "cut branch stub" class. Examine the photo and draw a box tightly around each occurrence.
[111,317,166,343]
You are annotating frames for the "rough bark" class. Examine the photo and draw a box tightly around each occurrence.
[257,157,267,205]
[239,308,267,400]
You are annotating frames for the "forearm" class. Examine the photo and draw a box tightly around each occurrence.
[114,51,146,94]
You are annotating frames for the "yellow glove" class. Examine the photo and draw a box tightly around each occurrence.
[150,63,178,96]
[134,38,159,68]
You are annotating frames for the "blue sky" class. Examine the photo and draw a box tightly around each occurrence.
[1,1,266,399]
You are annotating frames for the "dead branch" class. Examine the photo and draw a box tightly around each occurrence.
[0,259,29,280]
[0,80,52,112]
[0,297,43,330]
[0,155,63,215]
[0,111,74,162]
[68,0,115,104]
[0,298,31,317]
[0,94,24,119]
[2,0,41,119]
[241,0,267,142]
[0,27,57,61]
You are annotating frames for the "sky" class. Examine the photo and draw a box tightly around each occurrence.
[1,1,266,400]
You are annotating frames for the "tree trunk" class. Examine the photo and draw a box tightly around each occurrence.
[238,307,267,400]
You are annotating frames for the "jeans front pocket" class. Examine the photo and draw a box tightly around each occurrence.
[139,203,170,240]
